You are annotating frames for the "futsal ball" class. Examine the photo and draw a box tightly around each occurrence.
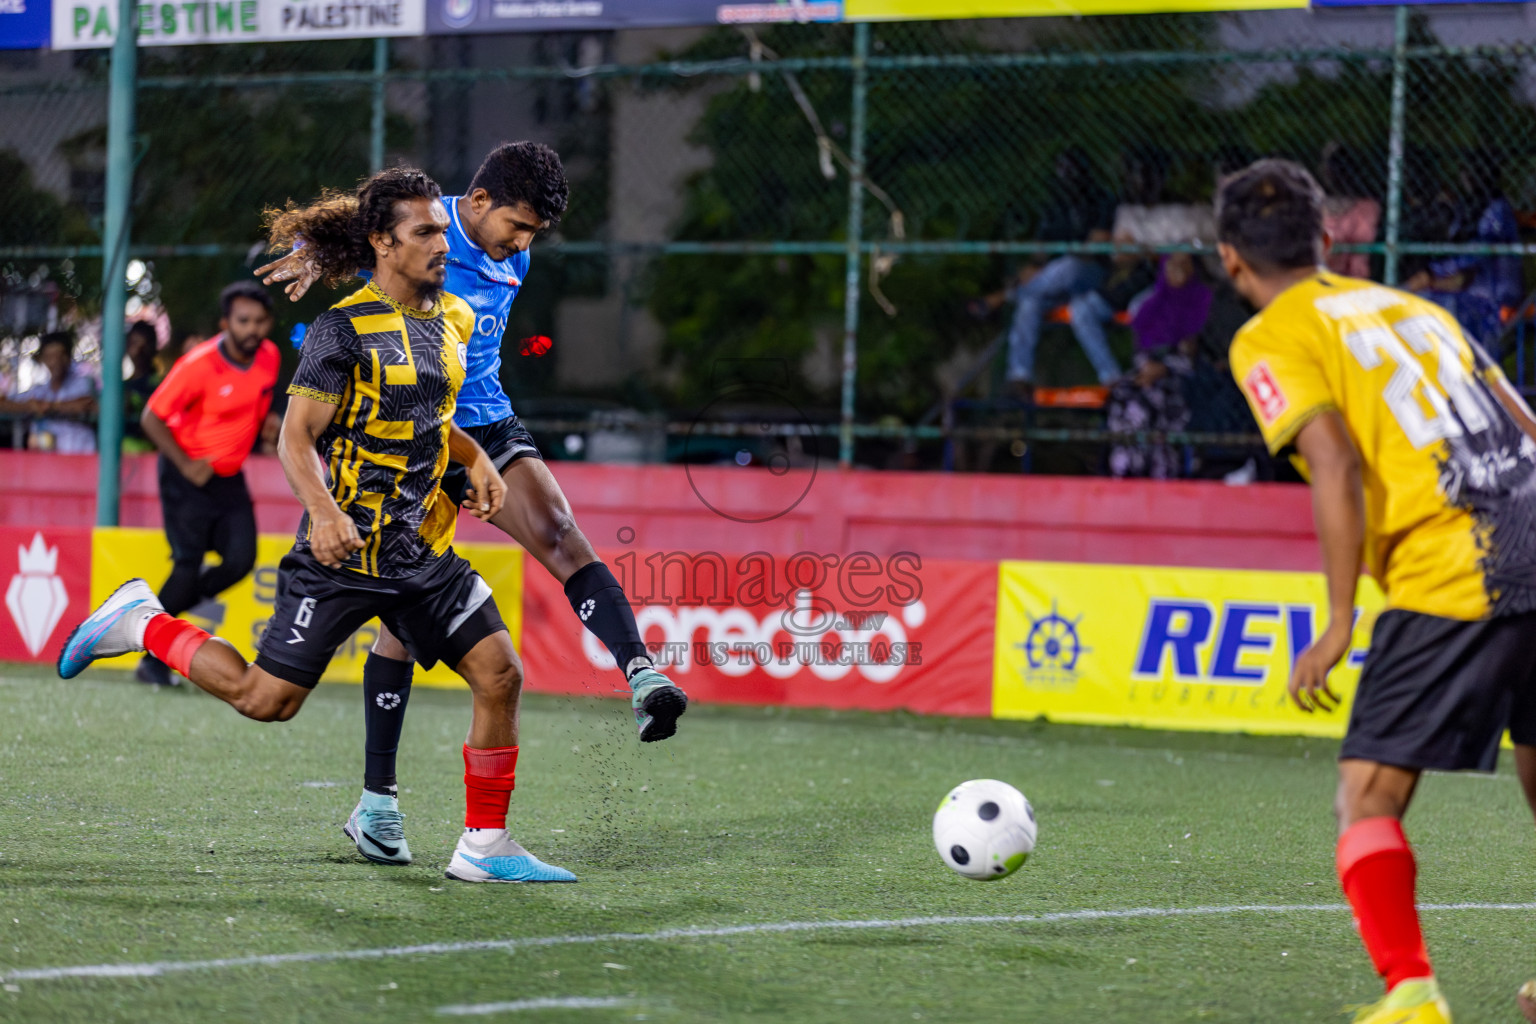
[933,779,1036,881]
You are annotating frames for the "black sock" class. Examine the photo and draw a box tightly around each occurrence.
[564,561,650,679]
[362,652,414,795]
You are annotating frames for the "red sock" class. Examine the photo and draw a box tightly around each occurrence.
[1337,816,1433,990]
[143,613,212,678]
[463,745,518,829]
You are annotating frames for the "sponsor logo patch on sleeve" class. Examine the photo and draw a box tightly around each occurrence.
[1243,362,1288,424]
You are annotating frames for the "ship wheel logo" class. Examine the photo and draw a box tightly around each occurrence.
[1016,601,1089,672]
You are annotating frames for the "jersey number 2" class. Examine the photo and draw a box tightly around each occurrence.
[1344,314,1492,448]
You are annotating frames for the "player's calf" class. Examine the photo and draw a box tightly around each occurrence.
[59,576,311,721]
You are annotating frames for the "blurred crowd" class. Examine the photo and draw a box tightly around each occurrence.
[0,319,282,457]
[971,143,1527,480]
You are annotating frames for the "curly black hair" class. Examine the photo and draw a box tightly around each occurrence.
[1215,158,1325,273]
[468,141,569,228]
[264,166,443,287]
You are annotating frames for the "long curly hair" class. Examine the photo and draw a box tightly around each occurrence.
[264,167,443,287]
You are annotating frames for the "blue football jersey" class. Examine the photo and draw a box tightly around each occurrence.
[443,195,528,428]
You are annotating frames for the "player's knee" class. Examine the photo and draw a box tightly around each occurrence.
[477,659,523,707]
[1334,768,1407,828]
[232,679,302,723]
[233,693,283,722]
[540,507,579,551]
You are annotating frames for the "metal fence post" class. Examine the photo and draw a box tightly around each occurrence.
[97,0,137,527]
[838,22,870,471]
[370,37,388,173]
[1383,4,1408,286]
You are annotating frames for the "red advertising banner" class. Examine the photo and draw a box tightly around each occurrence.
[520,548,995,717]
[0,527,94,664]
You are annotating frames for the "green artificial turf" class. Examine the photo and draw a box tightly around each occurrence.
[0,665,1531,1023]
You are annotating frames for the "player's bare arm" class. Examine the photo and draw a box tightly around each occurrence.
[278,394,364,568]
[1290,412,1363,713]
[140,407,214,486]
[1486,370,1536,444]
[447,423,504,521]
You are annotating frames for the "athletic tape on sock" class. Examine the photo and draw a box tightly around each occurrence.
[143,613,211,678]
[1337,815,1410,876]
[463,745,519,829]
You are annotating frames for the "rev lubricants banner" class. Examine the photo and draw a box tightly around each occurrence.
[88,528,522,687]
[992,560,1385,737]
[53,0,423,48]
[520,548,996,717]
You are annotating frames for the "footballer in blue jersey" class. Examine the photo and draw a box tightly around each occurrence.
[259,143,686,867]
[440,193,527,429]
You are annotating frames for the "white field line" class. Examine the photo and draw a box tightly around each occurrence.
[436,996,631,1015]
[5,902,1535,984]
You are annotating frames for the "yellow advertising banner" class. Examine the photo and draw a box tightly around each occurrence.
[993,560,1385,736]
[845,0,1304,19]
[90,528,522,688]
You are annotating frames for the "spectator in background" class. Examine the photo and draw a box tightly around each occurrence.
[122,321,160,451]
[157,328,205,377]
[257,396,284,457]
[972,147,1121,393]
[1106,253,1212,479]
[0,332,98,454]
[1406,149,1522,353]
[135,282,279,686]
[1319,142,1382,280]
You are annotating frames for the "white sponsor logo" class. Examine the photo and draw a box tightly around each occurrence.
[578,598,596,622]
[581,590,924,684]
[476,314,506,339]
[375,692,401,709]
[5,532,69,657]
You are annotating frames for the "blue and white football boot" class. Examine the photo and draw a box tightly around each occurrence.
[444,829,577,883]
[629,666,688,743]
[343,791,412,866]
[57,579,163,679]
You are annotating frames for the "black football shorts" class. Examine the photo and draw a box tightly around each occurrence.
[1340,608,1536,772]
[441,415,543,507]
[254,549,506,688]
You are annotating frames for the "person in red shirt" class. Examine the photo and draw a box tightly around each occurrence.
[136,281,279,686]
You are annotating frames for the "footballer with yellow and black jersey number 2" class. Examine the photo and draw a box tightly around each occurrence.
[1220,159,1536,1024]
[58,168,576,883]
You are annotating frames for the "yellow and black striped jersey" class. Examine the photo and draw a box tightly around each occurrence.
[287,281,475,578]
[1230,271,1536,620]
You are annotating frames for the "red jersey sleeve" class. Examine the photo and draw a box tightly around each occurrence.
[145,351,203,422]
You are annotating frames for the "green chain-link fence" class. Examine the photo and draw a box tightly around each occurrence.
[4,8,1536,481]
